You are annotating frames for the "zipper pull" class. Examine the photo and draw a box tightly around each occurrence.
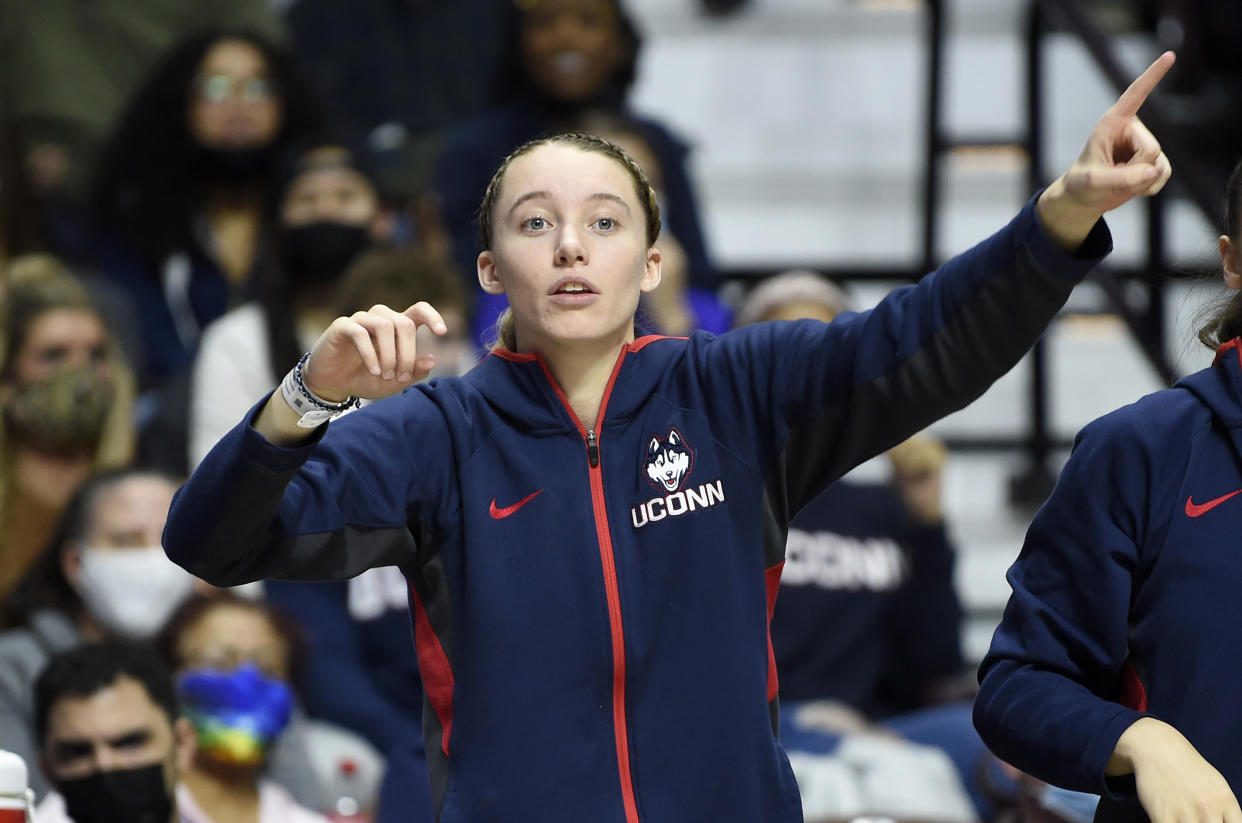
[587,429,600,468]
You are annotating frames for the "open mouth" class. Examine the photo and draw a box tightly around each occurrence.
[550,278,598,296]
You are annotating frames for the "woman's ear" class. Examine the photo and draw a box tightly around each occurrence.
[639,247,662,294]
[1221,235,1242,291]
[61,543,82,590]
[478,251,506,295]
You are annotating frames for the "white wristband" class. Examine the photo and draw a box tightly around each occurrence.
[279,353,359,429]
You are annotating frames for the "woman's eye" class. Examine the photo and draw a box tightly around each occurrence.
[593,217,616,231]
[40,346,68,365]
[524,216,548,231]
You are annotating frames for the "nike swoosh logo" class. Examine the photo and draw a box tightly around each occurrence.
[1185,489,1242,518]
[489,489,543,519]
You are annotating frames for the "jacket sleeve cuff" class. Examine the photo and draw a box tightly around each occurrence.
[1024,189,1114,279]
[1088,706,1149,800]
[238,391,330,472]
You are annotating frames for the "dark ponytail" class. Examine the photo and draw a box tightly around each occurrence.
[1198,158,1242,350]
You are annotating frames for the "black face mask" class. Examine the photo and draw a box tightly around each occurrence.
[189,143,275,184]
[57,763,174,823]
[277,222,372,286]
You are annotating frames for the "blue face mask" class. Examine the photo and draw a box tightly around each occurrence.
[177,664,293,766]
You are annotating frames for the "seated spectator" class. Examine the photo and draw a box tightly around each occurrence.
[432,0,717,346]
[0,0,283,204]
[572,109,732,335]
[187,138,472,469]
[736,270,988,819]
[155,593,381,822]
[31,640,195,823]
[182,137,385,470]
[88,29,322,384]
[0,469,195,799]
[0,257,135,601]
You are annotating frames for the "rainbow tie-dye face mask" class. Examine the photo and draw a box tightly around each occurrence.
[178,664,293,766]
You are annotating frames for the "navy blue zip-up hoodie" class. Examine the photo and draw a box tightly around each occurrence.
[165,198,1108,823]
[975,339,1242,819]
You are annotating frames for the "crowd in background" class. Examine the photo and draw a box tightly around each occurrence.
[0,1,1191,822]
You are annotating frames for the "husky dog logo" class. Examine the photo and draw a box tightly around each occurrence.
[631,427,725,529]
[645,428,693,492]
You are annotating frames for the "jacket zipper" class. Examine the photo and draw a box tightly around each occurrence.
[584,426,640,823]
[533,348,640,823]
[587,428,600,467]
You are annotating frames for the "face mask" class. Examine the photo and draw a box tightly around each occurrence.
[178,664,293,767]
[189,143,275,183]
[75,547,197,639]
[277,222,371,286]
[4,367,114,456]
[57,762,174,823]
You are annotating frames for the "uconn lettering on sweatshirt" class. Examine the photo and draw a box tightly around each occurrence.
[630,428,726,529]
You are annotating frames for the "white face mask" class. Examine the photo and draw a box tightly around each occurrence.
[75,546,197,639]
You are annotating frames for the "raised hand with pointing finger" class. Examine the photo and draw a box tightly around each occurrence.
[1036,50,1175,251]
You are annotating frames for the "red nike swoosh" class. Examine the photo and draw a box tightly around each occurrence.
[1185,489,1242,518]
[489,489,543,519]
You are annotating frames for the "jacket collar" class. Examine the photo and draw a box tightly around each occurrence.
[466,335,678,432]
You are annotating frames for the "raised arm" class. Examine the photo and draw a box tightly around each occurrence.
[703,53,1177,510]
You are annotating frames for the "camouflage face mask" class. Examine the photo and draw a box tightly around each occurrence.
[5,366,115,455]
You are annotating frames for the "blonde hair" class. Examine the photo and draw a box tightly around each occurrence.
[476,132,662,351]
[0,256,136,519]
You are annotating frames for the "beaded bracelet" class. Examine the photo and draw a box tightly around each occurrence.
[280,352,360,429]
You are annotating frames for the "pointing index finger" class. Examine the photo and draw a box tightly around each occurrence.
[1110,51,1175,119]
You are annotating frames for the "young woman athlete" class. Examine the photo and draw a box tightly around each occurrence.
[165,54,1175,823]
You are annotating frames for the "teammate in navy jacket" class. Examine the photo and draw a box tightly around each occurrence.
[164,54,1175,823]
[975,155,1242,823]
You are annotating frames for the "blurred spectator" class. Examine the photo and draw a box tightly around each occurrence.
[572,109,732,335]
[88,29,323,384]
[186,138,472,469]
[285,0,512,206]
[154,594,341,823]
[0,0,284,204]
[32,640,194,823]
[736,271,990,819]
[0,257,135,601]
[178,136,384,470]
[0,469,195,799]
[432,0,717,346]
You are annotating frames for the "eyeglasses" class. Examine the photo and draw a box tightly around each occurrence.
[193,73,276,103]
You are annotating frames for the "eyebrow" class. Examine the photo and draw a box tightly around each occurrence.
[506,191,632,216]
[51,728,151,761]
